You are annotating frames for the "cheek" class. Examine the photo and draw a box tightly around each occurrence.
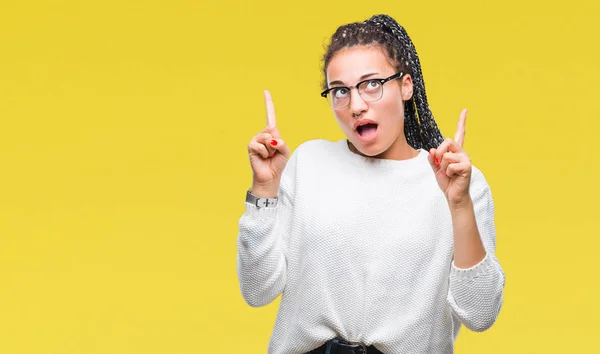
[333,110,352,128]
[383,87,405,113]
[378,97,405,121]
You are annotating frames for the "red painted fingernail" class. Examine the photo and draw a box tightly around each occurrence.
[270,140,278,146]
[435,158,439,165]
[270,152,275,157]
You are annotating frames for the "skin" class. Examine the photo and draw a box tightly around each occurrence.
[325,45,418,161]
[248,45,486,269]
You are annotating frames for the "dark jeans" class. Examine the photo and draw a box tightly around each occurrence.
[305,338,383,354]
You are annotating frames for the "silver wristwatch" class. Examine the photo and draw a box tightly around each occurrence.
[246,189,278,208]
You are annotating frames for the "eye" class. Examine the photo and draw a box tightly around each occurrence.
[332,87,349,98]
[364,80,381,92]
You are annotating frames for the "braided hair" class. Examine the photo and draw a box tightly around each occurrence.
[322,14,444,151]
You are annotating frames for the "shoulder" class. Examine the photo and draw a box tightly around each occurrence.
[293,139,339,156]
[469,164,495,207]
[281,139,340,186]
[470,165,488,186]
[288,139,343,165]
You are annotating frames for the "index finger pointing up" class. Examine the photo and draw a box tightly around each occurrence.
[454,108,467,148]
[264,90,277,128]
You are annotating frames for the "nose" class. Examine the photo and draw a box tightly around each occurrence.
[349,88,368,118]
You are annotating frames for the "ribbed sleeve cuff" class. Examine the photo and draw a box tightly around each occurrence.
[244,202,279,218]
[450,253,493,281]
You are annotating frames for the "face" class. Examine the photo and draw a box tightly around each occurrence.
[325,45,413,157]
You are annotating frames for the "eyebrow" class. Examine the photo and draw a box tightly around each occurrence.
[328,73,379,87]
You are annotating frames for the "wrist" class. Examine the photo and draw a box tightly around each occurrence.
[250,181,280,198]
[448,196,473,212]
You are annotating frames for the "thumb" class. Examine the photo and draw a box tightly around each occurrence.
[427,148,440,171]
[268,125,282,139]
[279,143,291,159]
[270,138,291,159]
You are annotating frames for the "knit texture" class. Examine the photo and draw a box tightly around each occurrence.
[237,139,505,354]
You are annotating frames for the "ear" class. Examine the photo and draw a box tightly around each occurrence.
[401,74,413,101]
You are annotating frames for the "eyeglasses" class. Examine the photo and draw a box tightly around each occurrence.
[320,72,404,109]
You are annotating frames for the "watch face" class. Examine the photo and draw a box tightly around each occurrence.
[261,198,276,208]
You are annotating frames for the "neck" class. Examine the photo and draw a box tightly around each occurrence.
[348,133,420,161]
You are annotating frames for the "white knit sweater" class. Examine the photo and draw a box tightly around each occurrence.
[237,139,505,354]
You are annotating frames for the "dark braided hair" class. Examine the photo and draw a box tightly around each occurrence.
[322,14,444,151]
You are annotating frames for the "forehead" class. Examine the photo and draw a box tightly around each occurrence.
[326,45,394,83]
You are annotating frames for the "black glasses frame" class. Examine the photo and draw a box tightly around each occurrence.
[320,72,405,99]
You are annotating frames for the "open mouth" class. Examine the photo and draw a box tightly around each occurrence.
[356,123,378,140]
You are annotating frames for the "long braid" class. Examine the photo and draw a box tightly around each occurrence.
[322,14,444,151]
[365,14,444,150]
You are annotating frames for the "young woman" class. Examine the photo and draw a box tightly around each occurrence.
[237,14,505,354]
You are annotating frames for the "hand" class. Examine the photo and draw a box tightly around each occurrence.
[427,109,472,207]
[247,90,291,194]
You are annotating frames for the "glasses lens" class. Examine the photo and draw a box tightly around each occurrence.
[358,80,383,102]
[329,87,350,109]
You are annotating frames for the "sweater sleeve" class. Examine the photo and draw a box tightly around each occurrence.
[447,168,506,332]
[236,153,296,308]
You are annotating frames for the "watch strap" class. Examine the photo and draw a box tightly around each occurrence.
[246,189,278,208]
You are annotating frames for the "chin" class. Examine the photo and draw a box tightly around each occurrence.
[350,139,387,157]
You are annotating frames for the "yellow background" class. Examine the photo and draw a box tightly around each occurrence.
[1,0,598,353]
